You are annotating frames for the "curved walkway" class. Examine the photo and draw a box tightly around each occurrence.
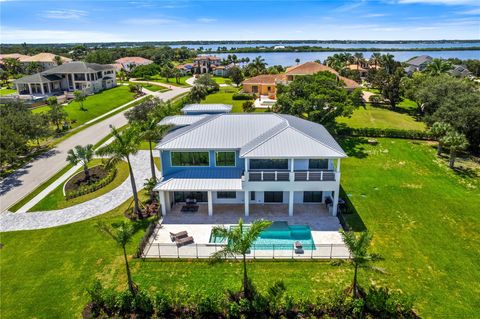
[0,151,155,232]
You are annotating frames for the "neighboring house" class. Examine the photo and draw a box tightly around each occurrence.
[21,53,71,70]
[154,113,346,217]
[345,62,379,78]
[448,65,472,78]
[242,74,285,99]
[114,56,153,71]
[0,53,30,64]
[242,61,359,100]
[404,55,433,75]
[14,61,116,96]
[181,104,232,115]
[176,63,195,75]
[194,55,221,74]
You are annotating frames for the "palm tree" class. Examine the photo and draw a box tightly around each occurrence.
[3,58,22,76]
[425,59,452,76]
[252,56,267,74]
[138,120,172,181]
[26,61,42,74]
[353,52,364,70]
[340,230,383,298]
[441,131,468,168]
[370,53,382,68]
[53,55,63,66]
[66,144,95,182]
[96,126,142,216]
[380,54,396,75]
[211,218,272,299]
[428,122,453,156]
[96,221,137,295]
[295,58,300,65]
[117,69,127,82]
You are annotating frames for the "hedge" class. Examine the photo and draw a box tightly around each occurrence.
[337,127,433,140]
[232,93,253,100]
[65,167,117,200]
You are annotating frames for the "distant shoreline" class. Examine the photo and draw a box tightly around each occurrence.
[203,46,480,53]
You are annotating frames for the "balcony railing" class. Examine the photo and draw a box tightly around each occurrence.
[246,170,336,182]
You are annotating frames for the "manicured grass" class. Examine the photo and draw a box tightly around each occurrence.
[29,159,129,211]
[145,75,191,87]
[201,86,266,113]
[32,86,136,128]
[336,103,426,131]
[212,76,232,85]
[8,164,73,212]
[0,88,15,95]
[340,138,480,318]
[139,83,170,92]
[1,139,479,318]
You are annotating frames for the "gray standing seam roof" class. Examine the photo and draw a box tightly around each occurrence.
[406,55,433,67]
[182,104,232,113]
[156,113,346,158]
[43,61,114,74]
[14,73,62,84]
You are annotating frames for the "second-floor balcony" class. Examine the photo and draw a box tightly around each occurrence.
[246,170,336,182]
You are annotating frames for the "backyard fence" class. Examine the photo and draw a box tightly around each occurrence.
[141,242,350,260]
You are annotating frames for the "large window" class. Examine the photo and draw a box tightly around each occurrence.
[264,191,283,203]
[303,191,323,203]
[171,152,209,166]
[250,159,288,170]
[309,159,329,170]
[217,192,236,199]
[215,151,236,167]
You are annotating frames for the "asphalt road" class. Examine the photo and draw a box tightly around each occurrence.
[0,86,190,211]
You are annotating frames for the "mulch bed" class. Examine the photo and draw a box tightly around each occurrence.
[65,166,109,192]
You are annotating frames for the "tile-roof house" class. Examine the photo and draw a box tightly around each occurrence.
[154,113,346,217]
[193,55,222,74]
[14,61,116,96]
[21,53,72,70]
[114,56,153,71]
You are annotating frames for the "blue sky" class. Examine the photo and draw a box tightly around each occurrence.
[1,0,479,43]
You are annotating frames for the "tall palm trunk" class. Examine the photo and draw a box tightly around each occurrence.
[126,155,141,215]
[122,245,136,295]
[449,151,456,168]
[437,142,443,156]
[353,263,358,298]
[243,254,250,299]
[83,163,90,181]
[148,140,156,181]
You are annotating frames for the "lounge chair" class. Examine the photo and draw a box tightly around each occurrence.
[170,231,188,242]
[175,236,194,247]
[294,241,304,254]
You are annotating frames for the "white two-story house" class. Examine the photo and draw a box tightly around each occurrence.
[154,113,346,218]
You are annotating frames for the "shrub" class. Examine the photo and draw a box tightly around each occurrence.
[232,93,253,100]
[337,127,433,140]
[369,94,383,106]
[65,167,117,200]
[242,100,255,112]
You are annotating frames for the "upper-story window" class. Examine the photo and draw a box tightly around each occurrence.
[250,159,288,170]
[171,152,209,166]
[309,159,329,170]
[215,151,235,167]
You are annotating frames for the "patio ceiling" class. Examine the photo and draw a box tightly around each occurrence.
[154,178,242,191]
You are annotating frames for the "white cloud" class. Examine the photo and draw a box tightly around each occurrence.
[457,8,480,14]
[0,28,125,43]
[197,18,217,23]
[124,18,177,25]
[39,9,88,20]
[397,0,480,5]
[363,13,389,17]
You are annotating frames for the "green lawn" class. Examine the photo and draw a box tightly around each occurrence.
[145,75,191,87]
[29,160,129,211]
[0,88,15,95]
[212,76,232,85]
[32,86,136,128]
[336,103,426,131]
[340,138,480,318]
[201,86,265,113]
[1,138,479,318]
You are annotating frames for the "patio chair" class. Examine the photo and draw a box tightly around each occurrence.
[170,231,188,242]
[294,241,304,254]
[175,236,194,247]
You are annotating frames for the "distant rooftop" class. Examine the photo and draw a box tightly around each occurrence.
[406,55,433,67]
[159,115,209,127]
[43,61,114,74]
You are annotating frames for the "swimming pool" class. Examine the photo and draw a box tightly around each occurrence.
[209,221,315,250]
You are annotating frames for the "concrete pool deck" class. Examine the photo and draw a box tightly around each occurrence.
[142,203,348,259]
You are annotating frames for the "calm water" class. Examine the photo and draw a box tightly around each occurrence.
[216,50,480,66]
[170,42,480,50]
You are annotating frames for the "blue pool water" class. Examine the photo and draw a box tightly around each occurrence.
[209,221,315,250]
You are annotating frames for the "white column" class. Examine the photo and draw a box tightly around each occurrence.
[288,191,294,216]
[48,83,51,93]
[336,159,341,172]
[245,158,249,182]
[332,186,340,216]
[28,83,32,95]
[159,191,167,216]
[290,158,295,172]
[244,191,250,217]
[207,191,213,216]
[40,83,45,95]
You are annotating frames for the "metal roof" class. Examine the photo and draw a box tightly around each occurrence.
[156,113,346,158]
[43,61,114,74]
[14,73,62,84]
[406,55,433,67]
[159,115,209,127]
[154,168,243,191]
[181,104,232,113]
